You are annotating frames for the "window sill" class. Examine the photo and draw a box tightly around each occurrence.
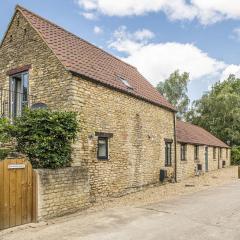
[97,158,109,161]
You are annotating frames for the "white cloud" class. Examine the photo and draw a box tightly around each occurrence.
[76,0,240,25]
[93,26,103,34]
[108,26,240,86]
[220,64,240,81]
[231,27,240,41]
[109,26,154,54]
[133,29,155,41]
[122,42,226,86]
[82,12,97,20]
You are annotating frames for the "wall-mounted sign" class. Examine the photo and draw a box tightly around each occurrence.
[8,164,26,169]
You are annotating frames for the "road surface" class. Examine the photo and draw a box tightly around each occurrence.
[2,181,240,240]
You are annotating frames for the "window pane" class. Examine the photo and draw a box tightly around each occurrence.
[98,138,108,159]
[22,73,29,103]
[165,142,172,166]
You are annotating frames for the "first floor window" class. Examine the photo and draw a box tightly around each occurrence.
[9,71,29,119]
[194,145,199,160]
[226,149,228,159]
[180,144,187,161]
[213,147,216,159]
[97,137,108,160]
[165,141,172,166]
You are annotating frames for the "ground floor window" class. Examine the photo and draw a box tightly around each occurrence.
[180,144,187,161]
[97,137,108,160]
[220,148,222,158]
[213,147,216,159]
[194,145,199,160]
[165,140,172,166]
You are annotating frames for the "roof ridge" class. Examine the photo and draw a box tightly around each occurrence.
[15,5,137,70]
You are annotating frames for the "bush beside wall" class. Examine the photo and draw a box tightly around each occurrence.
[231,146,240,165]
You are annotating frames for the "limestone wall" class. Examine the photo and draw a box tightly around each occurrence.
[70,75,176,198]
[36,167,91,220]
[177,143,231,181]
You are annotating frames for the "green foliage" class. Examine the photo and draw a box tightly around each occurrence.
[0,148,11,160]
[231,146,240,165]
[156,70,190,119]
[185,75,240,146]
[10,109,79,168]
[0,118,14,160]
[0,118,13,143]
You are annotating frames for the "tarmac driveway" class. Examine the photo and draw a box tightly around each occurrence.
[2,181,240,240]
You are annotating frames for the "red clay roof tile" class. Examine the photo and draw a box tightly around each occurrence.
[176,120,229,148]
[16,5,176,111]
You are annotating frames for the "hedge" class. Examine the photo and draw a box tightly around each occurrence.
[0,109,78,168]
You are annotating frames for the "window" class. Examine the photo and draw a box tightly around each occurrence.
[213,147,216,159]
[194,145,199,160]
[165,141,172,166]
[220,148,222,158]
[9,72,29,119]
[117,76,133,90]
[226,149,228,159]
[180,144,187,161]
[97,137,108,160]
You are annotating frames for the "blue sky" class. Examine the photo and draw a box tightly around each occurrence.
[1,0,240,102]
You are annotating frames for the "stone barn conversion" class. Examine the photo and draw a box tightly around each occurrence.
[176,120,231,181]
[0,5,231,224]
[0,5,178,220]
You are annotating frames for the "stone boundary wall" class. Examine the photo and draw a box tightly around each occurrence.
[36,167,91,220]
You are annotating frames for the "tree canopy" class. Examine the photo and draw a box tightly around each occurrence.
[156,70,190,119]
[185,75,240,146]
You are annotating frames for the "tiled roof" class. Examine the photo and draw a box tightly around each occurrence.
[15,5,176,111]
[176,120,229,148]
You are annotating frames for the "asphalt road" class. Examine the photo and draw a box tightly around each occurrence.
[2,181,240,240]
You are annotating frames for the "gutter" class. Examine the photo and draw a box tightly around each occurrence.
[173,113,177,182]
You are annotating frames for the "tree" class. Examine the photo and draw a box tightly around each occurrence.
[185,74,240,146]
[156,70,190,119]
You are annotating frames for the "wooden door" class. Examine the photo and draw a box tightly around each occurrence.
[0,158,37,230]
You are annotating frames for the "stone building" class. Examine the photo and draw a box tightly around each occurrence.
[176,120,231,181]
[0,6,231,220]
[0,5,176,199]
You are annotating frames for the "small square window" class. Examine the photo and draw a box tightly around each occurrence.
[97,137,108,160]
[117,76,133,90]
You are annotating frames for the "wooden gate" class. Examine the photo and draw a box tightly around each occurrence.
[0,158,37,230]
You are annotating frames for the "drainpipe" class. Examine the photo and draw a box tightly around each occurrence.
[173,112,177,182]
